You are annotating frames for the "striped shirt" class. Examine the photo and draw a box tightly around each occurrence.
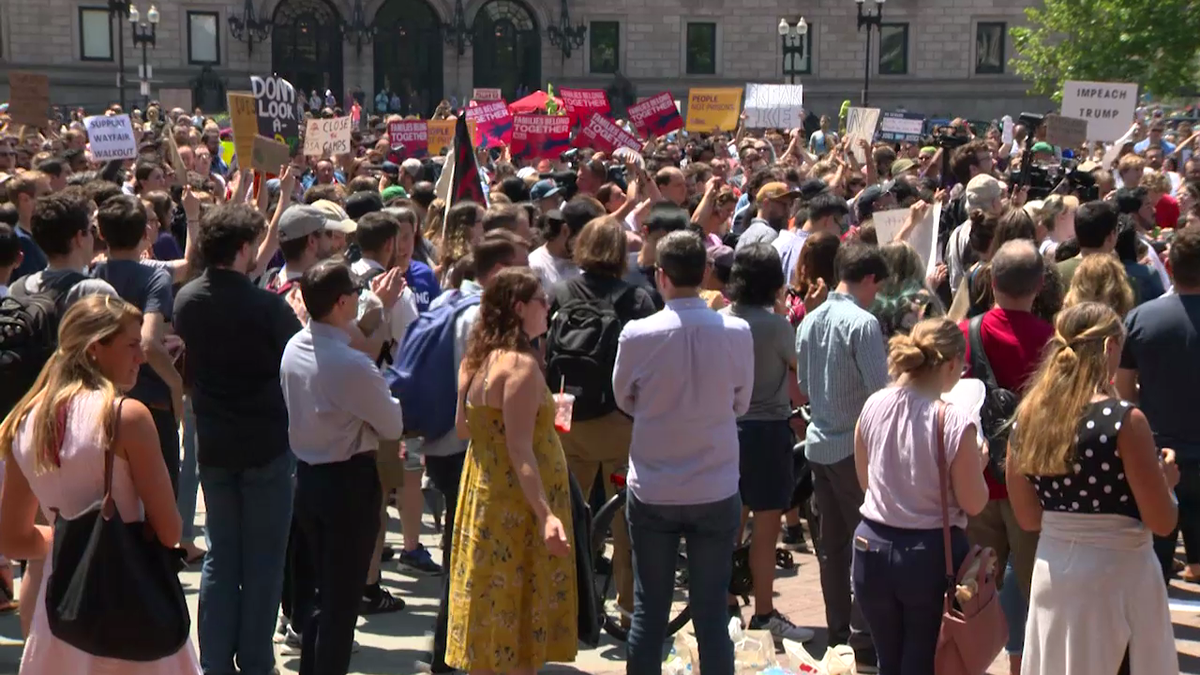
[796,292,890,465]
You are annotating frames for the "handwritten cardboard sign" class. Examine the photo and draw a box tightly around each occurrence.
[158,88,194,113]
[685,88,742,132]
[251,75,299,149]
[85,114,138,160]
[627,92,683,138]
[1060,81,1138,142]
[252,135,291,173]
[1044,114,1089,149]
[303,115,353,157]
[227,92,258,167]
[472,88,502,102]
[511,114,572,161]
[743,84,803,129]
[872,203,942,276]
[8,72,50,128]
[845,107,882,164]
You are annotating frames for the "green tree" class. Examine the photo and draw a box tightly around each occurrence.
[1012,0,1200,99]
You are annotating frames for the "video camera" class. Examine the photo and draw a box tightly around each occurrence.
[1008,159,1100,202]
[932,125,972,150]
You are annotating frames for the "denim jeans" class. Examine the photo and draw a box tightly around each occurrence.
[178,397,200,542]
[198,452,295,675]
[999,559,1027,655]
[626,492,740,675]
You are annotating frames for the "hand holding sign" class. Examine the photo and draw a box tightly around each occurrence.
[304,116,353,157]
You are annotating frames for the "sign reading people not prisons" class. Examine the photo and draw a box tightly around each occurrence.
[85,114,138,160]
[303,116,353,157]
[1059,81,1138,142]
[685,88,743,132]
[251,75,300,149]
[743,84,804,129]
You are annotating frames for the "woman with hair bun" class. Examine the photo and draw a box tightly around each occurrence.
[851,317,989,675]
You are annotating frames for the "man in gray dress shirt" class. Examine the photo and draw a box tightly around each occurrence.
[280,260,404,675]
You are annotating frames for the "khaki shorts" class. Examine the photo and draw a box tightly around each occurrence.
[377,439,422,492]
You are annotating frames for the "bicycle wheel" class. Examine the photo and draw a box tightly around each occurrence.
[591,489,692,641]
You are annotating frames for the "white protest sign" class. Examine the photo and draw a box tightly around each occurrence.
[1001,116,1015,145]
[871,202,942,276]
[1044,114,1089,149]
[743,84,804,129]
[472,88,502,102]
[303,116,353,156]
[846,107,881,164]
[1060,81,1138,142]
[85,114,138,160]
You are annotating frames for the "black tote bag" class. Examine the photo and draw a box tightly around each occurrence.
[45,397,190,661]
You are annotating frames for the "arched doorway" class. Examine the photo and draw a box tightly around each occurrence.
[472,0,540,102]
[271,0,344,107]
[374,0,443,117]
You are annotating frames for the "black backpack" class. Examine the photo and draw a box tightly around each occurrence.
[967,315,1019,484]
[545,281,629,422]
[0,271,88,417]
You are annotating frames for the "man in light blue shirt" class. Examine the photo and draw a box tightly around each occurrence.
[1134,121,1177,156]
[280,260,404,675]
[796,242,890,670]
[612,230,754,675]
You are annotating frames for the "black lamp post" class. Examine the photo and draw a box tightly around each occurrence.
[443,0,473,58]
[342,0,375,58]
[547,0,585,61]
[129,4,159,112]
[855,0,885,106]
[106,0,131,110]
[228,0,271,58]
[777,17,808,86]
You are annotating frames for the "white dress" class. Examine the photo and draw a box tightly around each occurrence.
[11,391,201,675]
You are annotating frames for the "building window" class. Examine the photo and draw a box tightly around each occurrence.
[782,23,812,77]
[589,21,619,74]
[79,7,113,62]
[187,11,220,65]
[686,22,717,75]
[878,23,908,75]
[975,22,1006,74]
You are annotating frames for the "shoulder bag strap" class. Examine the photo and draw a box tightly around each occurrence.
[102,397,127,518]
[967,315,1000,391]
[935,400,956,613]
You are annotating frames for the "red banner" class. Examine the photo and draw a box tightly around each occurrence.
[627,92,683,138]
[559,88,611,126]
[465,101,513,148]
[511,114,572,161]
[387,120,428,158]
[574,113,643,153]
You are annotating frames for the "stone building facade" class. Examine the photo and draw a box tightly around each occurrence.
[0,0,1052,121]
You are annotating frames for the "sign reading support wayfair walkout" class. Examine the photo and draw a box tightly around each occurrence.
[1060,81,1138,142]
[85,114,138,160]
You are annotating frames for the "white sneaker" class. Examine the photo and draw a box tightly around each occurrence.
[280,626,360,656]
[748,610,815,642]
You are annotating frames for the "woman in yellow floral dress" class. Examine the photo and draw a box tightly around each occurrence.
[449,267,578,674]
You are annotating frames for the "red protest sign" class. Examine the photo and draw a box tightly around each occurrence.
[627,92,683,138]
[465,101,513,148]
[511,114,572,161]
[574,113,643,153]
[387,120,428,158]
[559,88,611,126]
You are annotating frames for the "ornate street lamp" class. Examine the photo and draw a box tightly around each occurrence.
[442,0,473,58]
[856,0,886,106]
[778,17,808,85]
[228,0,271,57]
[130,4,159,111]
[342,0,375,58]
[547,0,586,61]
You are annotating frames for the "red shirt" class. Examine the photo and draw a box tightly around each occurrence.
[1156,194,1181,229]
[959,307,1054,500]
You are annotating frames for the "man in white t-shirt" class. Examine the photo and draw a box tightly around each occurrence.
[530,199,604,290]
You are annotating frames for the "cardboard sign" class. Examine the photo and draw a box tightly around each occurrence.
[878,112,926,143]
[252,135,291,173]
[251,75,300,149]
[743,84,804,129]
[427,118,477,155]
[845,107,882,163]
[1060,81,1138,142]
[1044,114,1089,149]
[559,88,611,126]
[685,88,742,132]
[574,112,643,153]
[85,114,138,160]
[8,71,50,128]
[304,115,353,156]
[872,203,942,276]
[227,92,258,167]
[388,119,428,158]
[627,92,683,138]
[466,101,514,148]
[511,114,572,161]
[472,88,502,102]
[158,88,193,113]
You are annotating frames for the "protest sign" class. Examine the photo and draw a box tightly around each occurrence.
[685,88,742,132]
[251,74,300,149]
[1044,114,1089,149]
[559,88,611,126]
[466,101,514,148]
[388,119,428,158]
[303,115,353,156]
[627,92,683,138]
[252,135,292,173]
[511,114,572,161]
[427,119,478,155]
[158,88,193,112]
[743,84,804,129]
[878,112,926,143]
[227,92,258,166]
[472,88,502,102]
[1060,81,1138,142]
[8,71,49,128]
[575,113,642,153]
[872,203,942,276]
[1001,115,1015,145]
[845,107,882,163]
[85,114,138,160]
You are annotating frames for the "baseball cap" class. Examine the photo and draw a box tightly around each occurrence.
[798,178,829,201]
[891,158,917,176]
[380,161,400,177]
[401,158,422,177]
[516,166,538,180]
[309,199,358,233]
[756,182,802,203]
[278,205,339,243]
[707,244,734,272]
[856,181,896,221]
[345,190,384,220]
[530,179,561,202]
[965,174,1005,212]
[1032,141,1055,154]
[381,185,408,202]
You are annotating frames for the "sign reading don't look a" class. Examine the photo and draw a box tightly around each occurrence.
[304,116,353,156]
[1060,81,1138,142]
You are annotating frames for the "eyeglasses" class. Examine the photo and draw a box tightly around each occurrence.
[530,294,549,307]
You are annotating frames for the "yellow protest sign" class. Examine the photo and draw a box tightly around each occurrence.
[227,92,258,166]
[426,119,478,156]
[685,88,743,132]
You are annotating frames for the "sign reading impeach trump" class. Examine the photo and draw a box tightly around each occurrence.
[1060,81,1138,142]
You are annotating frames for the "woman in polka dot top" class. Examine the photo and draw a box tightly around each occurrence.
[1005,301,1180,675]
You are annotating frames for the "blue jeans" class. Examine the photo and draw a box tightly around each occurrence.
[999,559,1027,655]
[198,452,294,675]
[626,492,740,675]
[178,397,200,542]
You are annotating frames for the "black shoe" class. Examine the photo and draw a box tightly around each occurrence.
[593,554,612,576]
[416,652,459,674]
[361,583,406,615]
[782,524,811,553]
[380,544,396,563]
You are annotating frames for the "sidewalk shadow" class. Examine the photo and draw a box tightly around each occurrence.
[0,611,23,672]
